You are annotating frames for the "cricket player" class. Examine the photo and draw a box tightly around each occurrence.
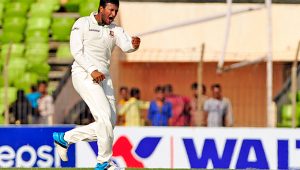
[52,0,140,169]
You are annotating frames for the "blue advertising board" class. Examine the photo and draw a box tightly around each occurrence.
[0,126,76,168]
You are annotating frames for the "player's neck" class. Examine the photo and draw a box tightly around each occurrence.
[94,14,104,26]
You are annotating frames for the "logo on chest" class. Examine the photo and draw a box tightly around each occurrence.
[89,29,100,32]
[109,30,114,38]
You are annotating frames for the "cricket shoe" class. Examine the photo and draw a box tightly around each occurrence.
[95,160,124,170]
[53,132,69,162]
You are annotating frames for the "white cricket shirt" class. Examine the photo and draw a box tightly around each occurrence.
[70,12,136,75]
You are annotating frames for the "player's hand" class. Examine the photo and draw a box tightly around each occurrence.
[132,36,140,49]
[91,70,105,83]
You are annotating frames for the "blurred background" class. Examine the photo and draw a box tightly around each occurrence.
[0,0,300,169]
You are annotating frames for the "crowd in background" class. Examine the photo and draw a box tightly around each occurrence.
[9,81,54,124]
[6,81,233,127]
[117,83,234,127]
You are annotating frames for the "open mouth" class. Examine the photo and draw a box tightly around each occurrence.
[109,17,114,22]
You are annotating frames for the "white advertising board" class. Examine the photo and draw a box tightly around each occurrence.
[76,127,300,169]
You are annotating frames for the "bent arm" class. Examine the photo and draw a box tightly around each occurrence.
[139,101,150,110]
[115,27,137,53]
[119,101,131,115]
[70,18,97,74]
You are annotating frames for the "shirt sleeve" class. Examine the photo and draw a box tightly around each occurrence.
[70,18,98,74]
[224,98,234,126]
[119,101,131,115]
[147,102,154,120]
[115,27,137,53]
[168,102,172,118]
[203,100,209,112]
[139,100,150,110]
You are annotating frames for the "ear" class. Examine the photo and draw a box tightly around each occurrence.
[99,6,104,13]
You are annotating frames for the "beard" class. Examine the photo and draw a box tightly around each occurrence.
[101,14,114,25]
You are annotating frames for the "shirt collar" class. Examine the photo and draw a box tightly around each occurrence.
[90,11,99,25]
[90,11,110,27]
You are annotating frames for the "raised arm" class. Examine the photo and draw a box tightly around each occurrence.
[115,27,140,53]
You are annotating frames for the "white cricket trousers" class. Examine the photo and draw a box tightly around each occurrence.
[64,71,117,163]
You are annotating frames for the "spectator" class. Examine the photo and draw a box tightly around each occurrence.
[117,86,129,125]
[37,81,54,124]
[190,82,208,126]
[26,85,40,109]
[119,88,149,126]
[10,90,34,124]
[148,86,172,126]
[204,84,233,127]
[164,84,190,126]
[26,85,41,123]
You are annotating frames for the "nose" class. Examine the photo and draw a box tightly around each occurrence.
[112,10,118,17]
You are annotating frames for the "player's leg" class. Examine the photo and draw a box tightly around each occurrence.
[64,72,115,163]
[94,76,119,169]
[53,122,98,161]
[64,122,98,142]
[53,72,97,161]
[101,75,117,129]
[53,72,109,161]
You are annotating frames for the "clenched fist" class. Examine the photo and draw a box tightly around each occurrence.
[91,70,105,83]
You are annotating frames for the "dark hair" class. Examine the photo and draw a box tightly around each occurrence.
[30,85,37,92]
[130,88,140,98]
[38,80,48,87]
[16,89,25,98]
[119,86,128,92]
[164,84,173,93]
[99,0,119,9]
[191,82,198,90]
[191,82,206,94]
[154,85,164,93]
[211,83,221,90]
